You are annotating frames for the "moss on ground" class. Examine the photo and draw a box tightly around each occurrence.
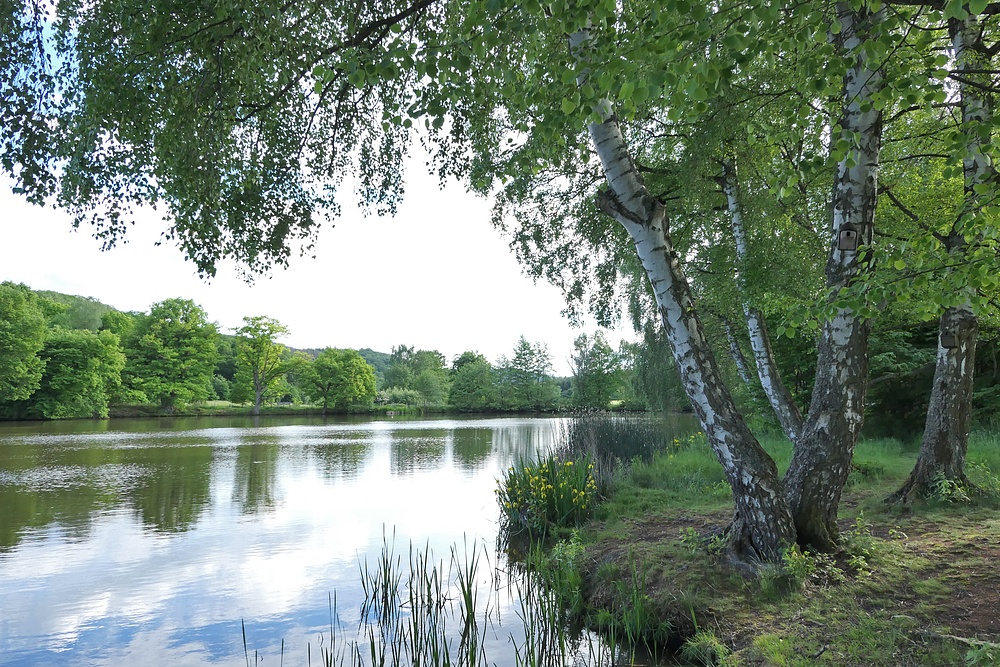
[566,435,1000,666]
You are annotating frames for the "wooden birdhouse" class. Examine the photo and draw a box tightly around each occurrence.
[838,223,859,252]
[940,331,958,349]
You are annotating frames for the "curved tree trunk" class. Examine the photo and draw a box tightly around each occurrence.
[720,159,803,443]
[783,3,883,551]
[589,117,795,563]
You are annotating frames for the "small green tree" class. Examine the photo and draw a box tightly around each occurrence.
[571,332,623,409]
[233,316,289,415]
[305,348,376,413]
[0,282,50,403]
[497,337,560,411]
[449,356,497,411]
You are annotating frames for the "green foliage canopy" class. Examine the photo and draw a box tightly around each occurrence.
[305,348,377,412]
[27,328,125,419]
[570,331,622,409]
[232,315,289,412]
[123,298,219,408]
[0,281,51,402]
[448,356,497,411]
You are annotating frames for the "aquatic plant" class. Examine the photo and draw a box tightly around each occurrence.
[497,456,598,536]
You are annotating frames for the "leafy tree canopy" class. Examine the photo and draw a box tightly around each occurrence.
[305,348,377,412]
[232,315,289,413]
[0,281,53,402]
[27,327,125,419]
[123,298,219,408]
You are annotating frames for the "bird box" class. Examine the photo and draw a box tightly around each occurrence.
[838,223,859,252]
[940,331,958,349]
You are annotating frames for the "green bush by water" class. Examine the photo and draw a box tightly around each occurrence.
[498,456,599,536]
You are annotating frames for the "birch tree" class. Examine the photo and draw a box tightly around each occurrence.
[5,0,1000,558]
[884,7,1000,501]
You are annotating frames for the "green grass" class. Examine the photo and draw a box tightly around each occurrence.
[561,431,1000,665]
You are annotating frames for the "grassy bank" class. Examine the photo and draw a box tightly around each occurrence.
[511,428,1000,665]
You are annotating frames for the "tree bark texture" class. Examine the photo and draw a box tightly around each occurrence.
[891,12,989,501]
[722,320,753,385]
[589,117,795,562]
[891,307,978,501]
[721,160,803,443]
[783,4,883,551]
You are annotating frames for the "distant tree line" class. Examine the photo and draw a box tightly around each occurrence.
[6,281,1000,430]
[0,282,677,419]
[0,284,377,418]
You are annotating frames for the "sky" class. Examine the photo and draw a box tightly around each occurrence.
[0,162,625,376]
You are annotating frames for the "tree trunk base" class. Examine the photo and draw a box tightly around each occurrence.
[886,470,973,505]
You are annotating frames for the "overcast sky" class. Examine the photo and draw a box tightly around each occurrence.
[0,163,625,375]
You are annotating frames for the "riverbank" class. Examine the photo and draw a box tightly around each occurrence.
[540,433,1000,666]
[93,400,605,420]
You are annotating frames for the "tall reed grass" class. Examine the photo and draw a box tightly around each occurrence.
[253,536,624,667]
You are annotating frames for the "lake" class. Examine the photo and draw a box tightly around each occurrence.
[0,415,605,666]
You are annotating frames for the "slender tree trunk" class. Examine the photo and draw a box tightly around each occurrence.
[590,117,795,563]
[890,12,990,502]
[783,4,883,551]
[891,307,978,501]
[721,319,753,385]
[253,370,263,416]
[720,159,803,443]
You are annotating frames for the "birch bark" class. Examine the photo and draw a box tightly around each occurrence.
[783,4,883,550]
[720,160,804,443]
[589,117,795,562]
[722,319,753,385]
[890,12,989,502]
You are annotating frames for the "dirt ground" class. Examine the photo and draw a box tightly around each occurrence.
[579,504,1000,664]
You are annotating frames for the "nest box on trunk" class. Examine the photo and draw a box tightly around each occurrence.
[838,223,859,252]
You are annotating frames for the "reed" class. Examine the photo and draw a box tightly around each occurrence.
[286,534,621,667]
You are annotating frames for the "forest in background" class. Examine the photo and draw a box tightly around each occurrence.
[4,280,1000,434]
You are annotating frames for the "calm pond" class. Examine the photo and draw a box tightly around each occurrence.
[0,415,695,666]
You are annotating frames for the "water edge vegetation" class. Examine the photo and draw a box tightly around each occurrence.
[234,414,1000,666]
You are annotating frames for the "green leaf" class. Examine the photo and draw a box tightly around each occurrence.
[561,97,576,114]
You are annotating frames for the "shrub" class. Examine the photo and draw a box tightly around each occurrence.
[498,455,598,536]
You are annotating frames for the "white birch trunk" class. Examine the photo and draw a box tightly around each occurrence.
[783,4,883,550]
[588,116,795,562]
[722,321,753,385]
[721,160,803,443]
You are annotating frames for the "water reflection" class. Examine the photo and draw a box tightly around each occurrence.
[390,428,448,475]
[232,438,281,515]
[452,427,494,470]
[311,438,369,481]
[0,416,597,666]
[124,445,214,533]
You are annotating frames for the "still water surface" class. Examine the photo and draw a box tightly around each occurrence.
[0,416,573,666]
